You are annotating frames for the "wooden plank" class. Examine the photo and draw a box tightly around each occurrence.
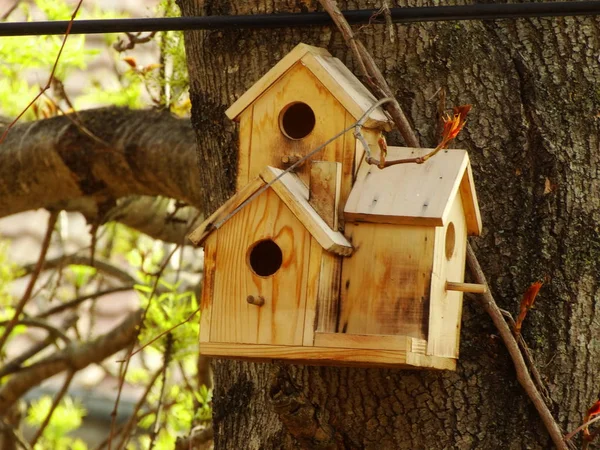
[199,342,456,370]
[303,53,392,130]
[210,189,310,346]
[314,332,409,351]
[302,238,322,346]
[188,177,265,246]
[427,195,468,358]
[260,166,353,256]
[248,63,348,187]
[199,233,217,344]
[225,43,330,120]
[339,222,434,340]
[344,147,471,226]
[315,252,342,333]
[460,161,483,235]
[309,161,341,230]
[236,105,253,190]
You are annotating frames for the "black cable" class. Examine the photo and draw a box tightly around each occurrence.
[1,2,599,37]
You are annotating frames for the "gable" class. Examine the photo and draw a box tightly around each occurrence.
[225,43,391,130]
[188,169,353,256]
[344,147,482,235]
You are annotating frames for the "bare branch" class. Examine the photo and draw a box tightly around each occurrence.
[466,244,568,450]
[0,318,71,344]
[0,315,78,379]
[21,254,136,285]
[0,212,58,351]
[175,426,214,450]
[0,309,143,413]
[29,371,75,447]
[0,108,202,220]
[35,286,134,319]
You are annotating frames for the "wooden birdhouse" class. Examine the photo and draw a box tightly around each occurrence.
[189,44,483,370]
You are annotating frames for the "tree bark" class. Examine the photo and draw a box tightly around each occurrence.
[0,107,203,242]
[178,1,600,448]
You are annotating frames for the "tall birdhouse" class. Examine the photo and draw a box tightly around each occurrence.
[189,43,483,370]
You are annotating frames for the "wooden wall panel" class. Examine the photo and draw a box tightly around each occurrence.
[249,63,348,187]
[339,223,434,340]
[210,189,310,346]
[427,195,468,358]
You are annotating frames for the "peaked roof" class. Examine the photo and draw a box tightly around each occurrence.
[188,167,353,256]
[344,147,482,235]
[225,43,392,130]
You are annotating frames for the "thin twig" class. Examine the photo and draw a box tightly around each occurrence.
[318,0,420,148]
[108,245,179,450]
[0,211,58,351]
[0,318,71,344]
[108,341,136,450]
[29,371,75,447]
[565,415,600,442]
[0,419,32,450]
[35,286,134,319]
[115,368,163,450]
[0,0,84,143]
[0,0,20,21]
[125,304,198,360]
[0,314,78,379]
[21,254,136,285]
[147,335,172,450]
[466,244,568,450]
[499,308,552,403]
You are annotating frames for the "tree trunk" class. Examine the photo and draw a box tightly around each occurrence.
[178,1,600,447]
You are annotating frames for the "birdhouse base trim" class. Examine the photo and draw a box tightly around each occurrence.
[199,343,456,370]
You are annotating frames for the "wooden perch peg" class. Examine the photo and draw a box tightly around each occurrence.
[446,282,487,294]
[246,295,265,306]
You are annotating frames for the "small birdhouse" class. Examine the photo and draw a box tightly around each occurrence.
[189,43,483,370]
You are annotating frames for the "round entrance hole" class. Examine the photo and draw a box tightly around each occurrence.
[279,102,316,140]
[445,222,456,260]
[248,239,283,277]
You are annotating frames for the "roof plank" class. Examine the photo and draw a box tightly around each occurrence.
[344,147,481,235]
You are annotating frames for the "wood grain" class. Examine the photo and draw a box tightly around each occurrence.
[210,189,310,346]
[199,342,455,370]
[315,251,342,333]
[339,222,434,340]
[344,147,480,234]
[427,195,468,358]
[308,161,341,230]
[260,166,353,256]
[199,233,217,344]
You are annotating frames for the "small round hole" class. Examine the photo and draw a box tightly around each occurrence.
[279,102,316,140]
[445,222,456,260]
[248,239,283,277]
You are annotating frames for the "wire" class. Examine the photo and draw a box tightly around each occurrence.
[1,2,599,37]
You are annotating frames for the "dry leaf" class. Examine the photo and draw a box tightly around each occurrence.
[583,398,600,440]
[122,56,137,69]
[514,281,543,337]
[543,177,554,195]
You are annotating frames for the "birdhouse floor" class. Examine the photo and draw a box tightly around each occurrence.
[199,339,456,370]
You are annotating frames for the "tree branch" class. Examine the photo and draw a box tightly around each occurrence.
[466,244,568,450]
[0,309,143,413]
[21,254,136,285]
[0,107,203,220]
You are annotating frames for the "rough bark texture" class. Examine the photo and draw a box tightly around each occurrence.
[0,107,203,242]
[178,1,600,448]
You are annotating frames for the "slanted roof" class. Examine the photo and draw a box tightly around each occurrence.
[344,147,482,235]
[224,43,392,131]
[188,167,353,256]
